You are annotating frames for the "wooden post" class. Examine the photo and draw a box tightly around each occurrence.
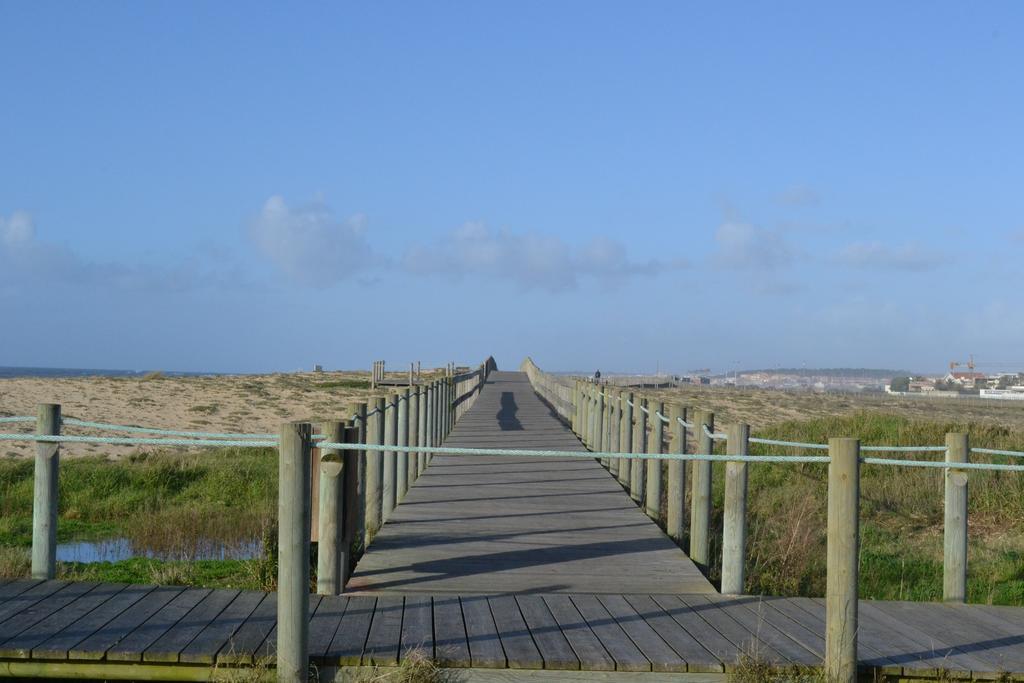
[645,401,664,521]
[572,381,580,435]
[596,389,606,463]
[619,392,633,487]
[608,390,621,477]
[397,388,410,500]
[428,381,438,465]
[383,394,398,520]
[278,422,311,683]
[826,437,860,683]
[415,385,423,475]
[630,398,646,504]
[667,404,687,544]
[408,387,419,487]
[317,420,344,595]
[365,398,385,535]
[690,410,714,572]
[722,423,749,595]
[944,432,969,603]
[347,405,366,573]
[32,403,60,580]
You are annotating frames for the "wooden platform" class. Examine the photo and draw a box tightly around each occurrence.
[347,371,713,595]
[2,580,1024,680]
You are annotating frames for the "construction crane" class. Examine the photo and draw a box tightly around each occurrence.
[949,355,975,372]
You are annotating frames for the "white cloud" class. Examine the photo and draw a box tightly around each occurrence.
[0,211,35,247]
[836,241,946,271]
[249,196,381,287]
[713,222,795,270]
[403,223,685,292]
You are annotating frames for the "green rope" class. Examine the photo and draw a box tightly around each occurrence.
[0,416,35,424]
[61,418,276,440]
[0,433,276,447]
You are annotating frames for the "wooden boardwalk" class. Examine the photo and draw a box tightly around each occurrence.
[3,369,1024,680]
[2,580,1024,680]
[347,371,713,595]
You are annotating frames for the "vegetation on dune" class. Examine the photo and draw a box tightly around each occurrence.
[693,411,1024,604]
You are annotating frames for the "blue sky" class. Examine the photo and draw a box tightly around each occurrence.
[1,2,1021,374]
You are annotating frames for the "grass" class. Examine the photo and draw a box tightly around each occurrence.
[696,411,1024,604]
[0,447,279,589]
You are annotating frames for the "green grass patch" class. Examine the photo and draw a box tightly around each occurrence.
[313,379,371,390]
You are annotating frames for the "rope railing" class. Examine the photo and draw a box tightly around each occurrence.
[0,416,35,424]
[972,447,1024,458]
[60,418,277,440]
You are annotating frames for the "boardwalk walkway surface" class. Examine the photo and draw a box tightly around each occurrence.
[3,370,1024,680]
[347,370,714,595]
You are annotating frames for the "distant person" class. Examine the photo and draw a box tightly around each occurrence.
[594,370,601,380]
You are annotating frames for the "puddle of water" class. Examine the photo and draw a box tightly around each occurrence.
[56,538,263,563]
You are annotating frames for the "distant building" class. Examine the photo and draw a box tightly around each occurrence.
[945,371,986,387]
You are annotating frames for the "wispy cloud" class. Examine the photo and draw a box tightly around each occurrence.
[778,185,821,207]
[835,241,947,271]
[0,210,239,296]
[249,196,382,287]
[403,222,685,292]
[712,222,795,270]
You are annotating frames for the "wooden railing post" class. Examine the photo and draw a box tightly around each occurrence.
[667,403,687,544]
[722,423,750,595]
[944,432,969,602]
[690,410,714,572]
[645,401,664,521]
[397,388,410,500]
[608,390,621,478]
[418,385,428,476]
[32,403,60,580]
[826,437,860,683]
[382,394,398,521]
[278,421,312,683]
[618,392,634,487]
[317,420,344,595]
[365,398,385,535]
[351,403,367,551]
[596,389,606,464]
[630,398,647,504]
[408,387,419,487]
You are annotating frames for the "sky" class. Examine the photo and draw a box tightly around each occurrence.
[1,2,1022,375]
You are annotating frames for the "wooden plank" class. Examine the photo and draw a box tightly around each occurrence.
[597,594,686,673]
[489,595,543,669]
[256,594,319,663]
[307,594,345,661]
[772,597,898,672]
[217,592,279,665]
[363,595,403,666]
[0,583,125,658]
[461,595,506,668]
[650,595,741,668]
[674,595,789,666]
[69,586,183,660]
[400,595,434,660]
[179,590,264,664]
[515,595,579,670]
[105,588,211,662]
[32,584,155,659]
[541,592,614,672]
[143,589,239,663]
[0,580,71,626]
[702,595,818,666]
[326,595,375,665]
[623,594,722,673]
[433,596,471,667]
[0,580,42,600]
[570,594,649,672]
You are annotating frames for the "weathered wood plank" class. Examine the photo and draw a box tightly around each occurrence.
[462,595,506,668]
[179,590,264,664]
[33,583,155,659]
[540,593,613,671]
[400,595,434,660]
[105,588,211,662]
[143,589,238,663]
[570,594,649,672]
[306,594,344,661]
[433,596,470,667]
[515,594,579,670]
[217,592,278,665]
[623,594,722,673]
[69,585,183,660]
[489,595,543,669]
[597,594,686,673]
[0,583,124,659]
[363,595,404,666]
[326,595,375,665]
[0,579,72,626]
